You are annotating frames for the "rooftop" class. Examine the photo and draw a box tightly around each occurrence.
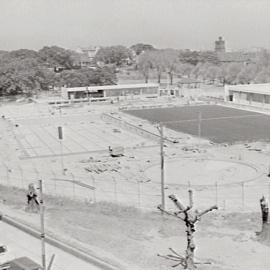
[227,83,270,95]
[218,52,256,63]
[63,83,159,92]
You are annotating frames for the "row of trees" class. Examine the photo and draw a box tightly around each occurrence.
[94,43,155,66]
[0,47,117,96]
[1,42,270,96]
[0,43,157,96]
[136,48,270,85]
[92,44,270,86]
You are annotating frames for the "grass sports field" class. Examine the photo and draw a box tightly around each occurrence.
[126,105,270,144]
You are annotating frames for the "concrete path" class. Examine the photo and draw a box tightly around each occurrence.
[0,221,102,270]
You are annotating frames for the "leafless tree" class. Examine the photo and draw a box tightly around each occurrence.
[158,190,218,269]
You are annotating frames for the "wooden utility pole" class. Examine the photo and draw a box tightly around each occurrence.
[158,123,165,211]
[39,180,46,270]
[158,190,218,269]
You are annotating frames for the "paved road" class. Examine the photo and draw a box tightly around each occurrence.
[0,221,101,270]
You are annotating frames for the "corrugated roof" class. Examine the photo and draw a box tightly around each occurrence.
[64,83,159,92]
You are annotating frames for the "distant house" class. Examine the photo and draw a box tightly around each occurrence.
[75,46,100,68]
[217,51,257,65]
[177,78,202,88]
[214,36,257,65]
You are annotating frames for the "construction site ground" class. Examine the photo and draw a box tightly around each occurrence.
[0,91,269,270]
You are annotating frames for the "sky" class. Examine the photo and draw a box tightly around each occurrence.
[0,0,270,51]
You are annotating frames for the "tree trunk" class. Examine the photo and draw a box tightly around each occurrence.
[145,75,149,83]
[258,196,270,241]
[185,216,196,270]
[157,73,161,83]
[169,72,173,85]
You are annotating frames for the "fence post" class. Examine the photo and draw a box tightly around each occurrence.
[113,177,118,203]
[71,173,75,200]
[19,166,24,188]
[52,171,57,195]
[215,181,218,206]
[241,182,245,208]
[137,180,141,208]
[6,166,9,185]
[223,200,226,211]
[91,175,96,203]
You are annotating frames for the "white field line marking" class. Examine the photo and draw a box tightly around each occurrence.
[161,113,263,124]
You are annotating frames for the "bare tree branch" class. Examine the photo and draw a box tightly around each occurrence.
[168,194,188,212]
[157,254,182,262]
[157,205,185,221]
[169,248,184,258]
[172,261,185,268]
[174,210,186,215]
[197,205,218,218]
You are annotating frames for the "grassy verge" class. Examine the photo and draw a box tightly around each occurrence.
[1,184,267,269]
[0,184,185,269]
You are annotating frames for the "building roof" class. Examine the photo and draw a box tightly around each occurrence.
[218,52,256,63]
[64,83,159,92]
[227,83,270,95]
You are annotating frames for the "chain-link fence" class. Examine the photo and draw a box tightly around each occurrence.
[0,163,269,212]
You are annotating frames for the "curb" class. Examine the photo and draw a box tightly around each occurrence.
[0,214,122,270]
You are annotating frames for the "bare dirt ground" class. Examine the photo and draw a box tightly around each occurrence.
[0,91,270,269]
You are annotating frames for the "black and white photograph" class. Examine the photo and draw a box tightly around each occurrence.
[0,0,270,269]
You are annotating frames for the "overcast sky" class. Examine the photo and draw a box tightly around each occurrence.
[0,0,270,51]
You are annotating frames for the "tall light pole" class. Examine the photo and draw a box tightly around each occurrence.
[58,126,64,175]
[39,179,46,270]
[158,123,165,211]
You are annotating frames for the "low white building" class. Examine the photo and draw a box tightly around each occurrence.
[61,83,159,100]
[225,83,270,108]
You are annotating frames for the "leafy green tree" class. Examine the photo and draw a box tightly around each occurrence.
[0,46,118,96]
[179,50,200,66]
[137,51,153,83]
[38,46,75,69]
[203,64,222,83]
[148,50,166,83]
[0,58,51,95]
[87,67,117,85]
[198,51,219,65]
[95,46,132,66]
[223,63,242,84]
[256,49,270,69]
[177,63,194,78]
[59,70,88,87]
[162,49,180,85]
[130,43,155,55]
[254,68,270,83]
[235,64,258,84]
[58,67,117,87]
